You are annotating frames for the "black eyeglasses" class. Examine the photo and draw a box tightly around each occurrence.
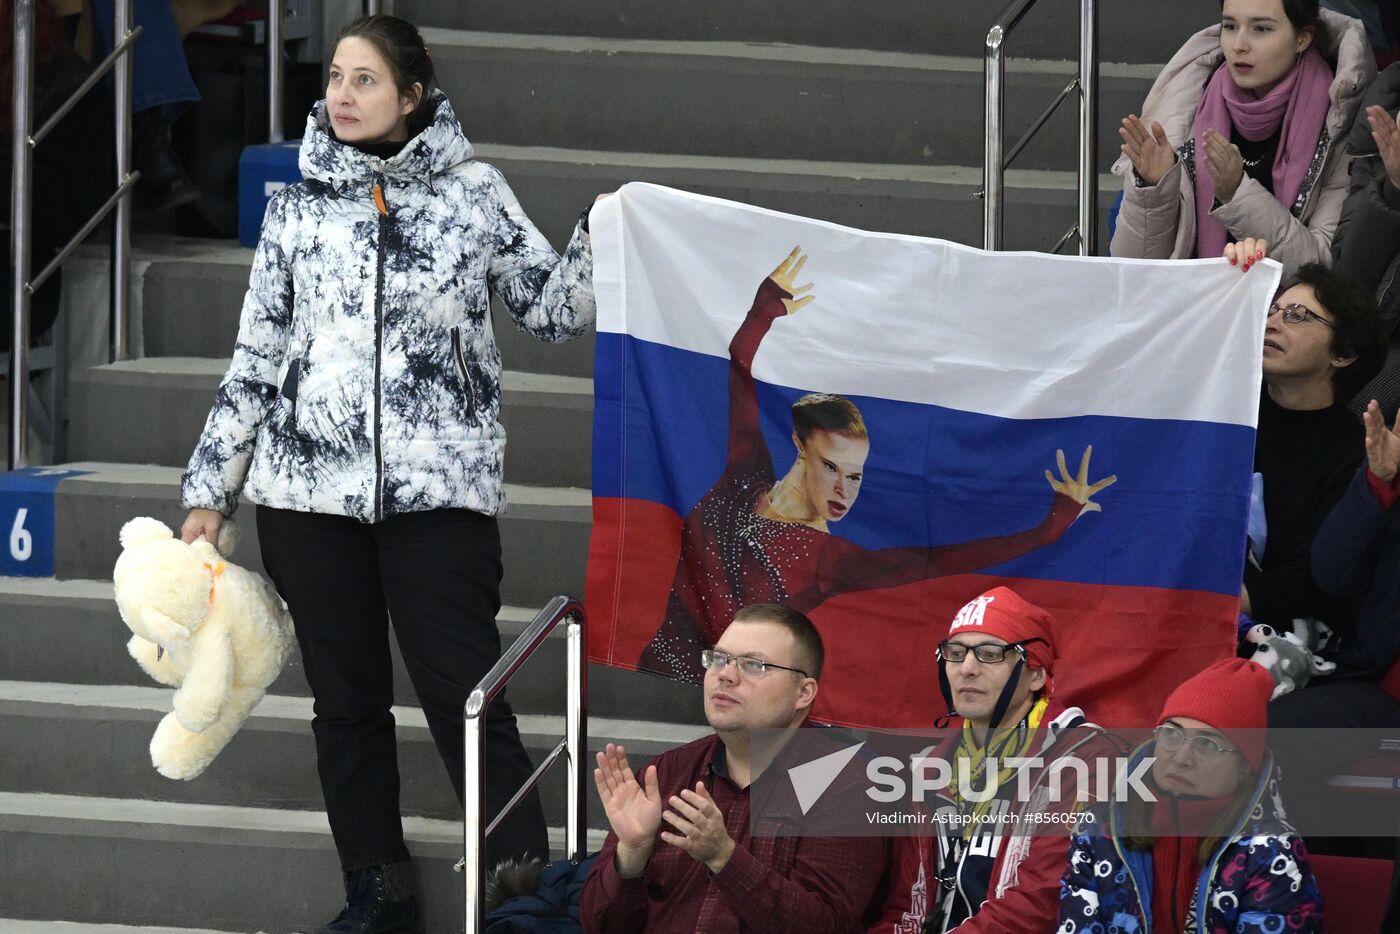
[936,641,1028,665]
[700,649,809,679]
[1268,302,1335,330]
[1153,723,1239,761]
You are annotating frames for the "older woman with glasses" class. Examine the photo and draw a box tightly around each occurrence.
[1221,240,1386,647]
[1058,658,1323,934]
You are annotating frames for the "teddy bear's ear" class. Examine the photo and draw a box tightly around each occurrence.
[215,519,239,558]
[120,517,174,550]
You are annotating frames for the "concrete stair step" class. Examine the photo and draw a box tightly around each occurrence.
[423,30,1156,171]
[65,359,593,488]
[0,577,705,723]
[482,146,1120,253]
[0,791,606,931]
[0,922,241,933]
[134,154,1112,366]
[400,0,1217,62]
[0,681,707,826]
[38,462,589,611]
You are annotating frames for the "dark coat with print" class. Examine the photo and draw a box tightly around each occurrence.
[1058,743,1322,934]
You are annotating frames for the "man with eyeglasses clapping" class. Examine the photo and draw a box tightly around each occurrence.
[580,603,887,933]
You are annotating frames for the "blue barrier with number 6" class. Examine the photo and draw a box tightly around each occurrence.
[0,468,91,577]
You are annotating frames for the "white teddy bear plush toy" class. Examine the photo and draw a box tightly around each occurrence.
[113,516,294,780]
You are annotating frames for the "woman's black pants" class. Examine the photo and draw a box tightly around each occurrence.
[257,505,549,872]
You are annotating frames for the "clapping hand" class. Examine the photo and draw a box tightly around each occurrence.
[1119,115,1176,186]
[660,782,737,873]
[1364,400,1400,484]
[594,743,663,877]
[1203,129,1246,202]
[1368,105,1400,192]
[1046,446,1117,517]
[768,246,815,315]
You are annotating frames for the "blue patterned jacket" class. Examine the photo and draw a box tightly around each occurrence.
[182,91,594,522]
[1058,743,1322,934]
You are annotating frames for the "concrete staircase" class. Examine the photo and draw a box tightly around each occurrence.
[3,1,1216,929]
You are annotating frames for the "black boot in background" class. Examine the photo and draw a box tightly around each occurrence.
[300,861,421,934]
[132,107,201,214]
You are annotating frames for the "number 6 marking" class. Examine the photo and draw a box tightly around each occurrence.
[10,508,33,561]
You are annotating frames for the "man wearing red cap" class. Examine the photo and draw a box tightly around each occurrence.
[869,587,1119,934]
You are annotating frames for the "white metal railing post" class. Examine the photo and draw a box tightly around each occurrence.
[565,615,588,860]
[463,596,588,934]
[268,0,284,142]
[1077,0,1099,255]
[9,0,35,468]
[112,0,133,361]
[9,0,140,467]
[982,0,1037,251]
[463,691,488,933]
[983,23,1006,252]
[984,0,1099,253]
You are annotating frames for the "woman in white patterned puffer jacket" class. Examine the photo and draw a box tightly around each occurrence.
[181,72,592,523]
[179,15,594,933]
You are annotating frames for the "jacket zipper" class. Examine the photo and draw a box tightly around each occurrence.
[1109,790,1152,934]
[1295,132,1331,219]
[1187,771,1268,934]
[372,180,388,522]
[450,326,477,410]
[1169,796,1181,934]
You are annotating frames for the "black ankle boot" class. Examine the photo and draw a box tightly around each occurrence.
[132,108,201,214]
[305,861,421,934]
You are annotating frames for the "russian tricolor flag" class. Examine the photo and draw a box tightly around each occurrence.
[585,184,1278,729]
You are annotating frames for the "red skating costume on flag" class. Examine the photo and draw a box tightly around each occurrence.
[639,277,1084,681]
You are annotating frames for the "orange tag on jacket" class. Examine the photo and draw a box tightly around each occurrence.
[372,184,388,215]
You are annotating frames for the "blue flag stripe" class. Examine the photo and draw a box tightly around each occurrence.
[593,332,1252,597]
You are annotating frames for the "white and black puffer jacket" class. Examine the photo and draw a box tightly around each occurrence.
[181,92,594,523]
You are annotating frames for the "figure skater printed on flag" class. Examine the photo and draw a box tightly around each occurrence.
[638,247,1118,681]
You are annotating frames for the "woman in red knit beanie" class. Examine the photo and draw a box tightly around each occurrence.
[1058,658,1323,933]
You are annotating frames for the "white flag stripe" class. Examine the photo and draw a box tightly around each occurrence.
[591,183,1274,428]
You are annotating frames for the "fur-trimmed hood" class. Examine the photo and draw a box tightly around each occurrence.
[182,92,594,523]
[299,90,474,191]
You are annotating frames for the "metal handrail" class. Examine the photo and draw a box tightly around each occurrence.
[268,0,283,142]
[9,0,137,469]
[983,0,1098,254]
[267,0,384,143]
[462,595,588,934]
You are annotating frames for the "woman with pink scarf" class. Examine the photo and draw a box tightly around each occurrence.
[1112,0,1375,280]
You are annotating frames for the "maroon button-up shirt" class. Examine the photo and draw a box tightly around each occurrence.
[580,733,887,933]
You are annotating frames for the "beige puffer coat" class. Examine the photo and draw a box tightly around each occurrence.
[1110,10,1375,281]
